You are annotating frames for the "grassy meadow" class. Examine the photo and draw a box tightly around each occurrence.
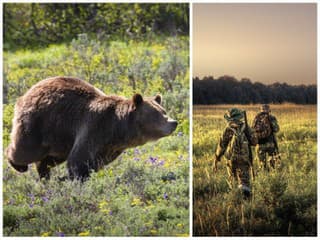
[3,35,189,236]
[193,104,317,236]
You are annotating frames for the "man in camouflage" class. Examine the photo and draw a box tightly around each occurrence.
[214,108,257,198]
[252,104,280,170]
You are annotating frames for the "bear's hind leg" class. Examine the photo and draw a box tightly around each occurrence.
[36,156,66,180]
[6,122,48,170]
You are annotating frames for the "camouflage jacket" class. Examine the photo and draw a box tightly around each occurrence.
[215,121,257,160]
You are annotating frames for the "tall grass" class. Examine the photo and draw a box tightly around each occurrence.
[193,104,317,236]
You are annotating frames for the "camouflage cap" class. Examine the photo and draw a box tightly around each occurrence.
[261,104,271,113]
[224,108,244,122]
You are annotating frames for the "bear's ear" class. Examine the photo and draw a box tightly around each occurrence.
[133,93,143,107]
[154,94,162,105]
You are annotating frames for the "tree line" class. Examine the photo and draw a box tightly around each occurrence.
[4,3,189,50]
[193,76,317,104]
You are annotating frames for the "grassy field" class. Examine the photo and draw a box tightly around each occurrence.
[3,35,189,236]
[3,135,189,236]
[193,104,317,236]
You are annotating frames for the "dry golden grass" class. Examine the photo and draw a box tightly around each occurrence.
[193,104,317,236]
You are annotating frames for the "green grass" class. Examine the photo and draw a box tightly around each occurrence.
[3,134,189,236]
[193,104,317,236]
[3,35,189,236]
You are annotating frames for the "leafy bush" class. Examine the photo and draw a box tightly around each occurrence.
[4,3,189,51]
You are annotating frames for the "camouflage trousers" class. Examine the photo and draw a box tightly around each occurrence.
[226,158,252,194]
[256,142,280,171]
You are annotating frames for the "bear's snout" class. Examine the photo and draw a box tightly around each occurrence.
[165,119,178,135]
[170,120,178,129]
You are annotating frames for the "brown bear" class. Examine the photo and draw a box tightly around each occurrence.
[6,76,177,180]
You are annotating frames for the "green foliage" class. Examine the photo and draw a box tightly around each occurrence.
[3,29,189,236]
[193,105,317,236]
[4,3,189,51]
[2,33,189,111]
[3,134,189,236]
[4,34,188,127]
[3,104,14,149]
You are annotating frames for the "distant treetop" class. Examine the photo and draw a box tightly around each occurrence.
[193,76,317,105]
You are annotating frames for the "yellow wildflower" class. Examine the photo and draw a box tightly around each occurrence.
[41,232,51,237]
[164,162,170,168]
[107,169,113,177]
[99,200,108,209]
[176,233,189,237]
[131,197,142,207]
[150,229,157,235]
[78,230,90,236]
[101,208,111,214]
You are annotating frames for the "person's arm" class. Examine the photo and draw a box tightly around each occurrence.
[214,127,231,172]
[215,127,233,159]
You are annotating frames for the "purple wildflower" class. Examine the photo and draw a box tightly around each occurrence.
[163,192,169,200]
[109,210,113,216]
[158,160,165,166]
[134,148,140,155]
[134,157,140,161]
[56,232,65,237]
[42,196,49,202]
[177,131,183,137]
[149,156,158,164]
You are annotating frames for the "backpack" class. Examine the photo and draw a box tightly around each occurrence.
[252,112,272,140]
[225,123,249,161]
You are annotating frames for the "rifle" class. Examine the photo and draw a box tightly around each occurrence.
[243,111,255,179]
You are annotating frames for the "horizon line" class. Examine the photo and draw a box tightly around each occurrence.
[193,75,317,86]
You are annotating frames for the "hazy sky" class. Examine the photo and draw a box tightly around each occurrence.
[193,4,317,85]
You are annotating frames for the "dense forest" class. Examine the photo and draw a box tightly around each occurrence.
[4,3,189,50]
[193,76,317,104]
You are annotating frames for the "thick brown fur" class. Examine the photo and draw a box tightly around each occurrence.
[7,76,177,180]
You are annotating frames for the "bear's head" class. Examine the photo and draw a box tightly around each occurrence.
[132,93,178,141]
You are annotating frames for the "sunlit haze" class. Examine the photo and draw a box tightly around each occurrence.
[193,4,317,85]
